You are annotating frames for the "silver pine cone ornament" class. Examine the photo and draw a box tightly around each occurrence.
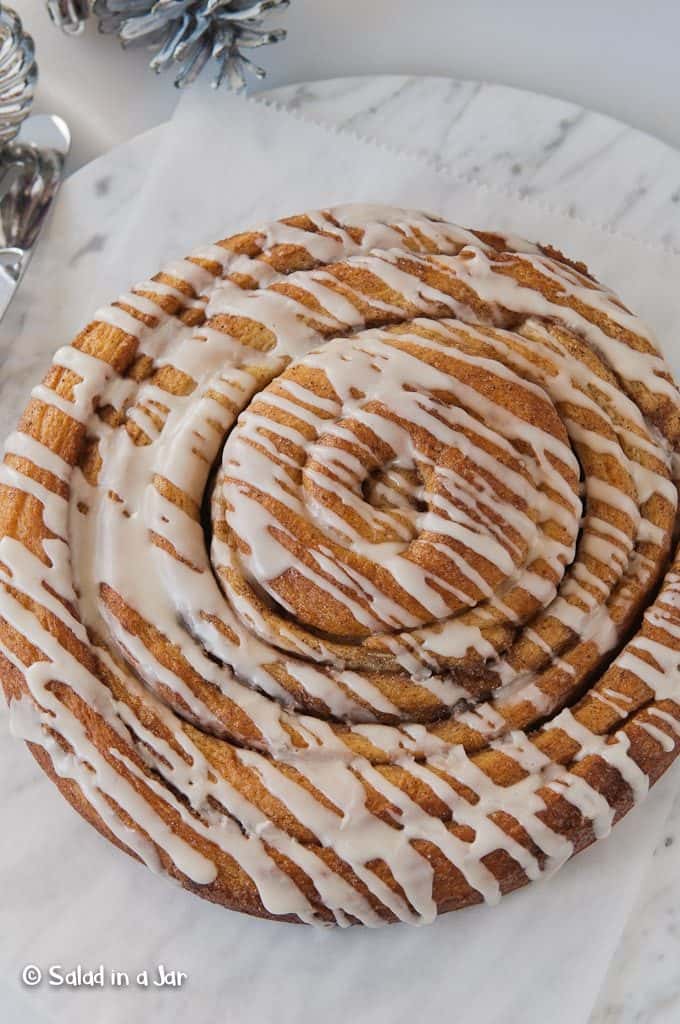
[47,0,289,90]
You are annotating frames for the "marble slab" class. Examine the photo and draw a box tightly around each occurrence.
[2,76,680,1024]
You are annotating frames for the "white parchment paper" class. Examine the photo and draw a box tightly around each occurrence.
[3,87,680,1024]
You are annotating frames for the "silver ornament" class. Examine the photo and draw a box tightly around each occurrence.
[0,6,38,145]
[47,0,289,91]
[46,0,91,35]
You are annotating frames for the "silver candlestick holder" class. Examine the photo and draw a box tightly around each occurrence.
[0,6,37,144]
[0,5,70,320]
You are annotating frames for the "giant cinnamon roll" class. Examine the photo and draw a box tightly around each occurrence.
[3,204,680,926]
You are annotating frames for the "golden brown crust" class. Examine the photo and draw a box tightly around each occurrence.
[2,204,680,926]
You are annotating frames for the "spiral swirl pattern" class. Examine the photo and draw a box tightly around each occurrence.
[3,204,680,926]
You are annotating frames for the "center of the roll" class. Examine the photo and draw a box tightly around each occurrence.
[215,324,582,645]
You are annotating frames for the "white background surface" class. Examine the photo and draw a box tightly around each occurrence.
[18,0,680,169]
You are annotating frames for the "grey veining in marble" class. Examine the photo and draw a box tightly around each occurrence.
[272,77,680,250]
[2,76,680,1024]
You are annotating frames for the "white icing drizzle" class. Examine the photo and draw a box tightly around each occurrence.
[2,204,680,927]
